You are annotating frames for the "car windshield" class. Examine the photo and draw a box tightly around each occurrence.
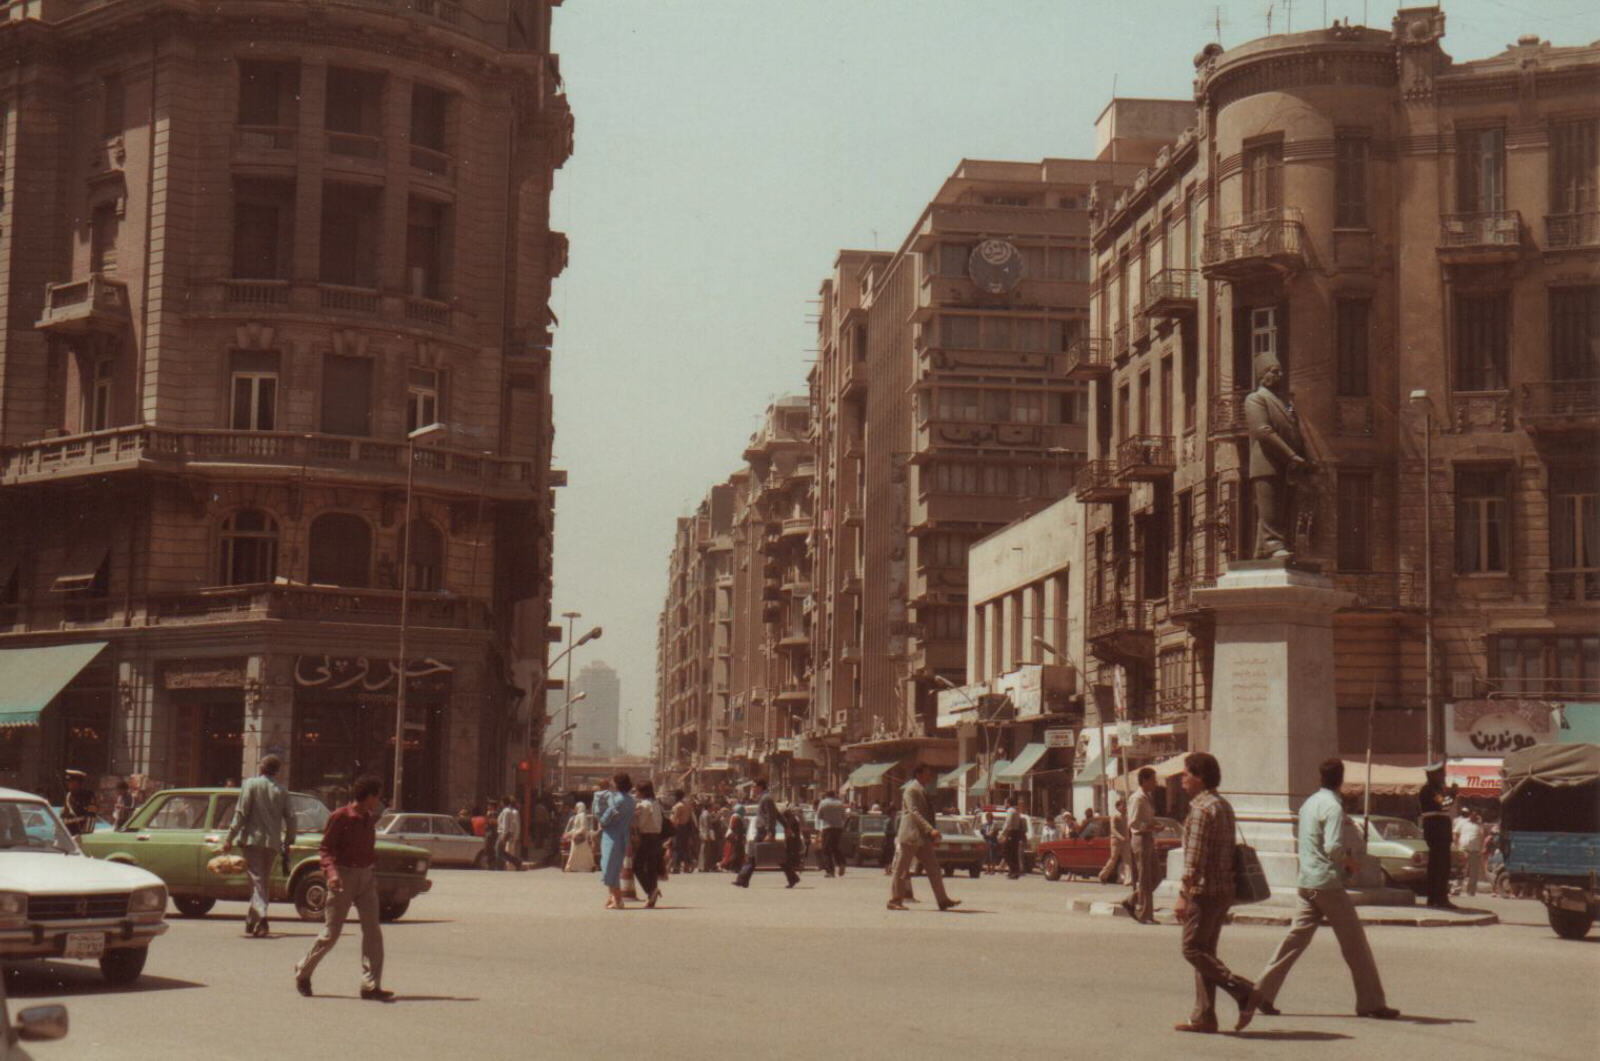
[859,815,887,832]
[1372,819,1423,841]
[0,800,77,855]
[291,794,331,833]
[936,817,974,835]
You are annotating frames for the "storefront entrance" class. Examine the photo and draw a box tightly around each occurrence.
[171,698,245,786]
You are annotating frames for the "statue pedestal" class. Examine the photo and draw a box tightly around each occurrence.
[1156,560,1411,904]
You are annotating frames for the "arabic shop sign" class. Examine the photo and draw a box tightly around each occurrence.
[1445,699,1556,758]
[294,655,454,697]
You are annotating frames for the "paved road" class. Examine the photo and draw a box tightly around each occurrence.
[5,866,1596,1060]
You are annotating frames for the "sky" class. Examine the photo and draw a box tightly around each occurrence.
[544,0,1595,756]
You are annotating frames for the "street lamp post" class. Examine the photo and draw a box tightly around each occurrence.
[553,613,602,794]
[1409,390,1438,763]
[392,421,446,811]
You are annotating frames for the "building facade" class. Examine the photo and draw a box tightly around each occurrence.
[0,0,572,810]
[1077,10,1599,782]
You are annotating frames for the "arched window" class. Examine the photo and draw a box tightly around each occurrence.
[401,520,445,592]
[307,513,371,587]
[219,509,278,585]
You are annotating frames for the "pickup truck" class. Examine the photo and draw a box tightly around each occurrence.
[1500,742,1600,940]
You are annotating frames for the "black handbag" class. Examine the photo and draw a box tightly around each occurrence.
[1232,823,1271,905]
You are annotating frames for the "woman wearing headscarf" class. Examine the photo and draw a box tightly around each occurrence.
[598,772,636,909]
[563,801,595,873]
[633,781,665,908]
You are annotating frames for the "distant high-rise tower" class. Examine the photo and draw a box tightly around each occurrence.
[565,660,622,757]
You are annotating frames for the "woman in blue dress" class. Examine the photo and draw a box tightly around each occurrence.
[598,772,636,909]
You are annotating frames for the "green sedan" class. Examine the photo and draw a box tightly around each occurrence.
[79,788,432,922]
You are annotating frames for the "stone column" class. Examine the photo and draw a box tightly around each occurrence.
[253,654,296,782]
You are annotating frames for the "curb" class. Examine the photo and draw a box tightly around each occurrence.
[1068,897,1500,928]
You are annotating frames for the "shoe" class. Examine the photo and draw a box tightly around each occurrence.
[731,879,748,888]
[295,975,312,998]
[1174,1018,1218,1033]
[1236,990,1262,1031]
[938,899,962,911]
[786,880,798,889]
[244,911,259,936]
[904,896,921,903]
[360,987,396,1002]
[1227,977,1257,1010]
[1359,1007,1400,1020]
[256,917,270,938]
[1257,1000,1280,1017]
[886,901,907,911]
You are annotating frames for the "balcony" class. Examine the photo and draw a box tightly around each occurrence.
[1437,211,1523,265]
[1130,304,1150,347]
[403,296,452,328]
[1549,570,1600,606]
[0,426,537,498]
[1143,268,1199,318]
[409,144,454,179]
[1209,390,1250,439]
[777,632,811,653]
[1112,322,1129,360]
[1332,571,1425,611]
[325,131,384,161]
[1169,571,1217,621]
[1201,208,1306,280]
[222,279,292,307]
[1087,598,1155,661]
[908,203,1083,250]
[1545,211,1600,250]
[36,274,131,336]
[781,516,813,540]
[1064,336,1112,381]
[841,501,862,527]
[1116,435,1175,481]
[1519,380,1600,436]
[234,125,296,152]
[840,356,868,399]
[1075,459,1129,503]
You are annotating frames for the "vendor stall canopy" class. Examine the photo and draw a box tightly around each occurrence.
[1501,742,1600,798]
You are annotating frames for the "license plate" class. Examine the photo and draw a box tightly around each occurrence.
[63,932,105,960]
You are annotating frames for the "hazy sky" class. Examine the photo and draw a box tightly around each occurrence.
[545,0,1593,756]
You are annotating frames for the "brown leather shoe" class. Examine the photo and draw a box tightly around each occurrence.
[1174,1018,1218,1033]
[886,901,907,911]
[938,899,962,911]
[1236,990,1262,1031]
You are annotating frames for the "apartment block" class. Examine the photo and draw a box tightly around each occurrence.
[0,1,572,810]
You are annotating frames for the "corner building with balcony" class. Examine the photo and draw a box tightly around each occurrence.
[0,0,572,809]
[1078,10,1599,771]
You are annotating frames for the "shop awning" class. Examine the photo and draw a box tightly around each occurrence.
[1074,755,1107,785]
[970,760,1011,797]
[845,760,899,788]
[1111,752,1190,793]
[995,742,1049,785]
[937,762,975,789]
[49,544,107,594]
[1338,760,1428,796]
[0,642,108,728]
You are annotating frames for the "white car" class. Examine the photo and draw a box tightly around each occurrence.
[0,788,168,985]
[376,813,487,868]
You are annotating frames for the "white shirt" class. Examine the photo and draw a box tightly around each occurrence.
[1128,788,1157,834]
[1453,816,1483,851]
[497,805,519,837]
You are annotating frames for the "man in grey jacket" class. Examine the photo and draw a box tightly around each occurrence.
[223,755,296,937]
[887,765,961,912]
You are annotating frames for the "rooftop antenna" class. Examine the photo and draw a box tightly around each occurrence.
[1285,0,1293,33]
[1265,2,1273,35]
[1214,6,1223,43]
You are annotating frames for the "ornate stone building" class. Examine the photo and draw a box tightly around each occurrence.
[0,0,572,810]
[1078,9,1599,786]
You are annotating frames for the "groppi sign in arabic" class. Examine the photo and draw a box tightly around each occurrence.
[1445,699,1556,758]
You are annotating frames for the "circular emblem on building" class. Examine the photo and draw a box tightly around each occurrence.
[967,239,1025,294]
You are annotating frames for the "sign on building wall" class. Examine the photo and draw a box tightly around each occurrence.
[1044,727,1075,749]
[293,656,455,696]
[1445,700,1557,757]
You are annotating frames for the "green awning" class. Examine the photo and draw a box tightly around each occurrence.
[937,762,975,789]
[1075,755,1108,785]
[970,760,1011,796]
[995,742,1049,784]
[845,760,899,788]
[0,642,108,728]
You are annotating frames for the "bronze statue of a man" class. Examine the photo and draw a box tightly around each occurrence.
[1244,352,1314,558]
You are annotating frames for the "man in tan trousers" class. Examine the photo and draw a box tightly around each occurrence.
[887,764,961,912]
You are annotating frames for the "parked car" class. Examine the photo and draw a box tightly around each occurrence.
[377,813,488,868]
[1501,742,1600,939]
[79,787,431,923]
[1347,815,1431,889]
[1038,816,1183,882]
[929,817,984,878]
[1,972,67,1059]
[0,788,168,985]
[839,813,891,866]
[746,816,808,871]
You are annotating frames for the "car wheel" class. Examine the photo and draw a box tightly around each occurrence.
[379,899,409,922]
[968,864,981,879]
[1491,869,1514,900]
[1042,854,1062,882]
[472,850,491,870]
[293,870,329,922]
[1547,904,1593,940]
[171,896,215,918]
[99,946,148,986]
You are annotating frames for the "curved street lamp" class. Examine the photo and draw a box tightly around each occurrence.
[392,421,446,812]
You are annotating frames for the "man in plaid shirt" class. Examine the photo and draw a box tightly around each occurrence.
[1173,751,1256,1033]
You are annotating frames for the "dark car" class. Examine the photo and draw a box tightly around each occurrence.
[839,813,891,866]
[1038,816,1183,883]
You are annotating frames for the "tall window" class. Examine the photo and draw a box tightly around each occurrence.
[237,61,298,148]
[1250,306,1281,380]
[319,354,373,437]
[1456,467,1510,574]
[1457,127,1505,213]
[405,197,446,299]
[1550,287,1600,380]
[101,74,124,138]
[90,202,119,275]
[307,513,372,587]
[401,520,444,592]
[1550,467,1600,575]
[219,509,279,585]
[1176,489,1194,579]
[232,179,294,280]
[88,358,113,431]
[229,351,279,431]
[409,83,451,173]
[320,183,380,288]
[1334,133,1369,228]
[1242,139,1283,218]
[1336,471,1373,572]
[1159,357,1173,437]
[1157,648,1186,715]
[1548,118,1598,216]
[1495,634,1600,697]
[1335,299,1370,397]
[1453,292,1508,391]
[407,367,440,434]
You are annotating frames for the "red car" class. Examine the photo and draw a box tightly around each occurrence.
[1037,816,1184,882]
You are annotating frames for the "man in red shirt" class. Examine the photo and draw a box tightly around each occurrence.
[294,775,391,1001]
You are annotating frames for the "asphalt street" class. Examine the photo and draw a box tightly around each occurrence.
[4,865,1596,1060]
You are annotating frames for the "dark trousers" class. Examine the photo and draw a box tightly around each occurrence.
[736,844,798,887]
[1003,832,1023,877]
[819,827,843,875]
[483,826,499,868]
[674,824,697,872]
[1182,894,1248,1021]
[1424,817,1452,905]
[635,832,663,896]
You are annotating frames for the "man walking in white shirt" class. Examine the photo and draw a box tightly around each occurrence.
[1122,767,1159,924]
[1453,810,1485,897]
[496,795,524,871]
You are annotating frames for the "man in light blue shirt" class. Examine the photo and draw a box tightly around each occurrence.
[222,755,296,938]
[1239,758,1397,1029]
